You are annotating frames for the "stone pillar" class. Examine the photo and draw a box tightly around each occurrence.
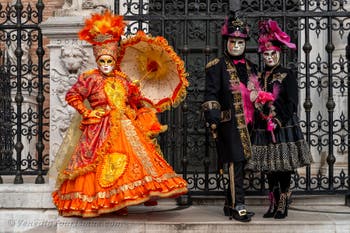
[41,15,96,188]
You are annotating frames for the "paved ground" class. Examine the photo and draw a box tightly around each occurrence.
[2,196,350,233]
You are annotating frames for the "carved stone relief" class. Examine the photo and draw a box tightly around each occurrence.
[56,0,111,16]
[50,43,93,158]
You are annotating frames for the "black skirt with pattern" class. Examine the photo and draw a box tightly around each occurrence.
[246,114,313,172]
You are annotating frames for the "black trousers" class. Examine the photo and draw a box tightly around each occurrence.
[225,161,245,207]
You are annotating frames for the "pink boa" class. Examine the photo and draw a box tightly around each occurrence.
[240,82,254,124]
[231,82,254,124]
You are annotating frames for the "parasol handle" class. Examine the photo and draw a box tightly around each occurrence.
[139,69,154,83]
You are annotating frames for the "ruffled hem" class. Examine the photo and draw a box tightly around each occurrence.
[52,172,188,218]
[246,139,313,172]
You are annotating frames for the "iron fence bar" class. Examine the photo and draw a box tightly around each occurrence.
[0,25,39,29]
[114,0,119,14]
[0,58,6,184]
[257,0,267,193]
[242,11,350,18]
[192,188,350,196]
[138,0,143,30]
[122,11,350,21]
[326,3,336,192]
[203,0,212,195]
[202,0,211,194]
[346,31,350,206]
[179,0,190,205]
[303,0,312,192]
[1,57,13,181]
[13,0,24,184]
[281,0,287,67]
[0,53,3,184]
[161,0,165,36]
[34,0,44,184]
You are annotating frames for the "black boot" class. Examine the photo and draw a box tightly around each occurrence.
[274,192,289,219]
[263,192,278,218]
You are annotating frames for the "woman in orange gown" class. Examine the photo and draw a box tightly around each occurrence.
[52,11,188,217]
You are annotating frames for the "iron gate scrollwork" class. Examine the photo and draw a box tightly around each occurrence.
[116,0,350,197]
[0,0,49,184]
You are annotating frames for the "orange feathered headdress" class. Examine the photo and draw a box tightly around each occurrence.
[78,11,126,61]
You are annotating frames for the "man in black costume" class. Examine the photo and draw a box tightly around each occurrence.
[202,12,257,222]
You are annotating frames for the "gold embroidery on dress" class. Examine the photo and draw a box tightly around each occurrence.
[58,172,181,202]
[122,120,158,177]
[98,152,128,188]
[104,78,127,110]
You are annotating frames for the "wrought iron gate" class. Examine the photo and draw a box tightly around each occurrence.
[0,1,49,184]
[116,0,350,197]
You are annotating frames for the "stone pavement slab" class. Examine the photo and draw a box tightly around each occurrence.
[1,201,350,233]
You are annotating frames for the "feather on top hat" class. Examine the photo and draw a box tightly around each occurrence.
[258,19,296,52]
[221,11,249,39]
[78,11,126,61]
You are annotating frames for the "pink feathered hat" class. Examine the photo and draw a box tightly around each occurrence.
[258,19,296,52]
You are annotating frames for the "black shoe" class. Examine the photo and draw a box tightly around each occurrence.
[230,205,251,222]
[263,206,277,218]
[263,190,280,218]
[224,205,254,218]
[247,211,255,218]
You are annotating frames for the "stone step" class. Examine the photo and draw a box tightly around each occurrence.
[2,199,350,233]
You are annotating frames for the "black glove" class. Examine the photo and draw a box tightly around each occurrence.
[204,109,221,127]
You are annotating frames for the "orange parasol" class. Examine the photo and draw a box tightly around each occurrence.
[118,30,189,112]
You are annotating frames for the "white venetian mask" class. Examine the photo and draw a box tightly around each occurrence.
[226,37,246,56]
[97,55,116,75]
[263,49,281,67]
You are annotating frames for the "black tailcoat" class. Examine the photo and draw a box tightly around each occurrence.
[203,54,257,164]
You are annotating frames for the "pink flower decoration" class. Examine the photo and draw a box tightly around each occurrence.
[255,91,275,104]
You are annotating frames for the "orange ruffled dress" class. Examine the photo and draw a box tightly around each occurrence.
[52,69,188,217]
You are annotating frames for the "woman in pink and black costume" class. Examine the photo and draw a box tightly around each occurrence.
[246,19,312,219]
